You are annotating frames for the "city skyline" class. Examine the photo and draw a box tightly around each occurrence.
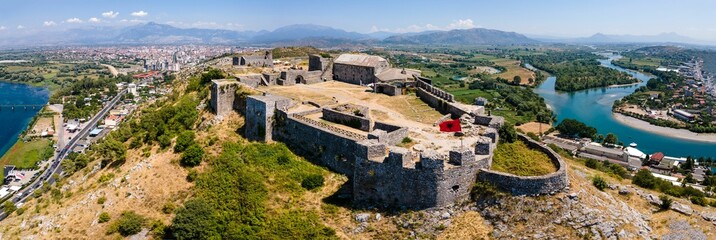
[1,0,716,41]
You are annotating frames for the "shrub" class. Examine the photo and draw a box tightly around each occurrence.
[498,124,517,143]
[301,174,325,190]
[15,207,25,215]
[592,176,608,191]
[470,181,504,200]
[633,169,656,189]
[585,158,598,169]
[526,132,539,141]
[99,212,111,223]
[107,211,146,236]
[186,169,198,182]
[180,144,204,167]
[401,137,413,144]
[97,196,107,204]
[659,195,672,210]
[162,202,177,214]
[171,199,220,239]
[158,134,172,148]
[277,155,291,165]
[174,130,195,153]
[691,196,707,206]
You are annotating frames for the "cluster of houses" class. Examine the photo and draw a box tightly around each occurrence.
[544,134,709,189]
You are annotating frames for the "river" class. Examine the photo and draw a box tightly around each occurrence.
[533,54,716,158]
[0,82,50,158]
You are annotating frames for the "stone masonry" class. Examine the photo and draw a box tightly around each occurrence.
[211,52,568,210]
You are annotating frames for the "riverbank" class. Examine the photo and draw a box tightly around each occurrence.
[613,113,716,143]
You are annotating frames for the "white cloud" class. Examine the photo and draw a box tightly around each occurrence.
[0,26,6,30]
[447,19,476,29]
[131,11,148,17]
[88,17,101,23]
[101,11,119,18]
[369,26,390,33]
[43,21,57,27]
[17,25,25,29]
[66,18,83,23]
[381,18,480,33]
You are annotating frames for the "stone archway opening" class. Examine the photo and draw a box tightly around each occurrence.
[295,75,304,84]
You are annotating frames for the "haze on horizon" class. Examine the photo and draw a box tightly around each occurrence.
[1,0,715,41]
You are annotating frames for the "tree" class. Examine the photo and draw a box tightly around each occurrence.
[181,144,204,167]
[171,199,221,239]
[596,134,604,143]
[97,139,127,166]
[512,76,522,85]
[174,130,196,153]
[603,133,618,145]
[633,169,656,189]
[200,68,224,84]
[684,173,696,184]
[498,124,517,143]
[2,201,17,214]
[555,118,597,138]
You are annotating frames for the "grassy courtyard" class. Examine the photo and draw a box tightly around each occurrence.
[491,140,557,176]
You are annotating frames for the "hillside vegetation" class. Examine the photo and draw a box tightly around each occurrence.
[521,51,637,91]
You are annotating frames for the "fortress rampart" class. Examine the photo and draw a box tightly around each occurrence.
[477,134,569,196]
[212,53,567,210]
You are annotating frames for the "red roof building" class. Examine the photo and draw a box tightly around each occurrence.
[650,152,664,164]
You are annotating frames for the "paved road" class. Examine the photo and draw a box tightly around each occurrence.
[0,89,126,220]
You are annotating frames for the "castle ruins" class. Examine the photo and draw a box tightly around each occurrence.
[210,52,568,209]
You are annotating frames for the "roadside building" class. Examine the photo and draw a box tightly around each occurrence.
[650,152,665,165]
[672,109,695,122]
[582,144,629,162]
[89,128,102,137]
[650,158,678,175]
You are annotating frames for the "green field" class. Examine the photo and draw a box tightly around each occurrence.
[0,139,53,179]
[491,140,557,176]
[615,57,663,68]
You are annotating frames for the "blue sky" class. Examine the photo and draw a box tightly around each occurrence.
[1,0,715,40]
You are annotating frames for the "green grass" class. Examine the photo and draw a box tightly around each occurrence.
[615,57,663,68]
[0,139,53,179]
[491,140,557,176]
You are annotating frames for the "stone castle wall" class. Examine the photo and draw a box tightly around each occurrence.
[245,95,291,142]
[477,134,569,196]
[369,122,409,146]
[352,147,491,209]
[416,87,469,118]
[322,107,372,132]
[333,63,377,85]
[272,110,369,177]
[210,80,241,117]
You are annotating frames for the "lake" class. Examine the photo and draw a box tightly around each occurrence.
[534,55,716,158]
[0,82,50,158]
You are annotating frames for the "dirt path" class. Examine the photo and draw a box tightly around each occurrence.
[101,64,119,77]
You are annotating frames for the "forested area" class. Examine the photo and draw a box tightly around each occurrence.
[521,51,637,91]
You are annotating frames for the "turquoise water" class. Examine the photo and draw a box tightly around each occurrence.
[534,55,716,158]
[0,82,50,158]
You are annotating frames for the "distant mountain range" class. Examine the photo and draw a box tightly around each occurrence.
[533,32,712,45]
[0,22,713,48]
[383,28,537,45]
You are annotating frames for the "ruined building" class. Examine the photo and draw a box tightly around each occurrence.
[237,50,273,67]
